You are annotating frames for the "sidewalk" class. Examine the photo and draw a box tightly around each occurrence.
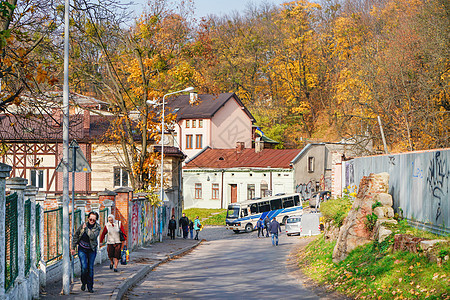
[40,237,200,300]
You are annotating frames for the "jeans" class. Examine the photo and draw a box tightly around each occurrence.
[169,228,175,239]
[258,227,264,237]
[78,246,97,290]
[182,226,189,239]
[195,230,199,240]
[190,229,193,239]
[271,233,279,246]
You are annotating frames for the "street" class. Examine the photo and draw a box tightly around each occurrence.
[124,223,335,299]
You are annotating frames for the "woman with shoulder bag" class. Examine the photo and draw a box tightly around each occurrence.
[71,211,101,293]
[193,216,202,240]
[100,214,126,272]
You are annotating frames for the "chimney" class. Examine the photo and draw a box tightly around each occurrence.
[255,137,264,153]
[189,92,198,105]
[83,109,90,132]
[236,142,245,154]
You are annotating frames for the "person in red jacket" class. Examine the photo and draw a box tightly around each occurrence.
[100,214,126,272]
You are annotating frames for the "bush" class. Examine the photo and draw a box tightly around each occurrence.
[320,196,353,227]
[365,213,378,231]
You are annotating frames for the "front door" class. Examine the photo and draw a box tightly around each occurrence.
[230,184,237,203]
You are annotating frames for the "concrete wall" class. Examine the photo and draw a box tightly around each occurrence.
[343,148,450,235]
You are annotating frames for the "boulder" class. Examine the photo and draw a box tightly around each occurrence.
[332,172,390,263]
[374,193,393,207]
[377,226,393,243]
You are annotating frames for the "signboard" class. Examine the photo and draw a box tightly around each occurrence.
[56,140,92,173]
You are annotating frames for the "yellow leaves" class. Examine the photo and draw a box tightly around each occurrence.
[36,65,48,84]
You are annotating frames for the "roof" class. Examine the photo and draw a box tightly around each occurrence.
[184,147,302,169]
[166,93,254,122]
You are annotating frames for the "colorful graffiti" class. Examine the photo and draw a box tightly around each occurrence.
[296,181,314,200]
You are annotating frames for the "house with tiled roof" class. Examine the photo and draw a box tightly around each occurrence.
[0,93,185,198]
[182,143,302,209]
[166,93,255,162]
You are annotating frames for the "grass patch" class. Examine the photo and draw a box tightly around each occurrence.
[320,196,353,227]
[297,224,450,299]
[203,211,227,225]
[183,208,226,225]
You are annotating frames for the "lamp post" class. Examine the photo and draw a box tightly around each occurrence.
[147,87,194,242]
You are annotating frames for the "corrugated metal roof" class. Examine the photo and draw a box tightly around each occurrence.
[184,148,302,169]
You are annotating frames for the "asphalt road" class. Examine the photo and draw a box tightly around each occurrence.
[124,224,333,299]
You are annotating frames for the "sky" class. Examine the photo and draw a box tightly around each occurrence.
[127,0,288,20]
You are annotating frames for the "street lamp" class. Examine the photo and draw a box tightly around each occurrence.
[147,87,194,242]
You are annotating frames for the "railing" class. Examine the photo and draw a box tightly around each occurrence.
[5,192,18,291]
[35,203,41,267]
[44,207,63,263]
[24,199,31,275]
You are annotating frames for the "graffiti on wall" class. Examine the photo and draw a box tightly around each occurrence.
[296,181,315,200]
[427,151,449,222]
[131,202,139,246]
[345,161,355,188]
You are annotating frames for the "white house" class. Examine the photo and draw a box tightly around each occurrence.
[183,144,302,209]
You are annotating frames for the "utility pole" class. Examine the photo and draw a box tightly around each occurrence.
[62,0,71,294]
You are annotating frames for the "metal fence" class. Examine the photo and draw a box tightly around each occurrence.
[44,207,63,263]
[35,203,41,267]
[5,192,18,291]
[24,199,31,275]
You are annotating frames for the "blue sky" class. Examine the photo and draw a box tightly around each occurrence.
[127,0,288,19]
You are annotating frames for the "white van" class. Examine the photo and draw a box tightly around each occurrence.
[285,216,302,236]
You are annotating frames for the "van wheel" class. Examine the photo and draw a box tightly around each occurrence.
[282,216,288,225]
[233,230,240,234]
[245,223,253,233]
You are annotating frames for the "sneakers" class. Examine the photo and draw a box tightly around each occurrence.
[114,268,118,272]
[110,263,113,269]
[88,289,94,293]
[81,284,86,291]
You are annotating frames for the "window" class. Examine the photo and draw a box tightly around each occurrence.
[186,135,193,149]
[270,198,282,210]
[241,207,248,217]
[212,183,219,199]
[294,195,300,206]
[198,120,203,128]
[30,170,44,188]
[192,120,196,128]
[307,156,314,172]
[195,134,203,149]
[195,183,202,199]
[247,184,255,200]
[114,167,129,187]
[258,201,270,212]
[260,183,269,198]
[185,120,190,128]
[282,197,294,208]
[250,203,258,214]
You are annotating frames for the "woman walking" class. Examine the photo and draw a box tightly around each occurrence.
[193,216,202,240]
[256,217,265,238]
[100,214,126,272]
[71,211,101,293]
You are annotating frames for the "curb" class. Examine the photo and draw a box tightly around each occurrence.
[110,240,202,300]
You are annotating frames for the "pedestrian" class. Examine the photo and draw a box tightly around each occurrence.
[256,218,265,238]
[264,216,271,237]
[179,213,190,239]
[193,216,202,240]
[71,211,101,293]
[100,214,126,273]
[189,220,194,239]
[168,215,177,240]
[269,217,281,246]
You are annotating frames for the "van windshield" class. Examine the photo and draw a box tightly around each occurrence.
[226,206,240,219]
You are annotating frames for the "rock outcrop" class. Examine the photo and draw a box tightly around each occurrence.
[332,172,393,263]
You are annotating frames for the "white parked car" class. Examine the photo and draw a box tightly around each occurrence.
[285,216,302,236]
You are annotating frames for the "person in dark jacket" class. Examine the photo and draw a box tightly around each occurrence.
[256,218,265,238]
[179,213,189,239]
[264,216,271,237]
[189,220,194,239]
[269,217,282,246]
[71,211,101,293]
[168,215,177,240]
